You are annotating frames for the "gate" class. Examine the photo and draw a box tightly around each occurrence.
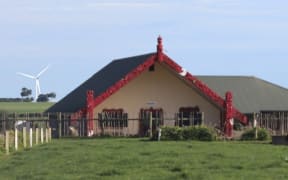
[139,108,163,136]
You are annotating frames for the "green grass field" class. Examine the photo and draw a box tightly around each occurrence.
[0,102,54,113]
[0,138,287,179]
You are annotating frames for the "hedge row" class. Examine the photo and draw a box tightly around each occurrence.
[0,98,33,102]
[152,126,215,141]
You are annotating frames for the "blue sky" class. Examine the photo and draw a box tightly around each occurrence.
[0,0,288,101]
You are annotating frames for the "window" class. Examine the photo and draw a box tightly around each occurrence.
[177,106,202,126]
[149,65,155,72]
[98,109,128,128]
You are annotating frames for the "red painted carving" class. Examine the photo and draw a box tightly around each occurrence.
[71,109,86,125]
[71,37,248,138]
[162,54,183,73]
[93,55,156,108]
[160,55,247,126]
[86,90,94,136]
[233,108,247,124]
[185,72,226,107]
[225,91,233,138]
[157,36,164,62]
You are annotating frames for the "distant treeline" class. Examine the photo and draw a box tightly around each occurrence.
[0,98,33,102]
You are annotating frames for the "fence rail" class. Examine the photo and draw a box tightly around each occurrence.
[1,111,288,140]
[1,127,52,155]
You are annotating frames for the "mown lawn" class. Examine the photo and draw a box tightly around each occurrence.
[0,138,287,180]
[0,102,54,113]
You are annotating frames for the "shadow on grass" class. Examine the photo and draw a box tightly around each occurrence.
[58,136,149,140]
[98,169,122,177]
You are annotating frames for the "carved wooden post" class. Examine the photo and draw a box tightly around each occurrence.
[157,36,164,62]
[225,91,233,138]
[86,90,95,137]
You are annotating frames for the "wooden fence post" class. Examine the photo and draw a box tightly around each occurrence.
[46,128,49,143]
[5,131,9,155]
[58,112,62,138]
[15,128,18,151]
[29,128,33,148]
[253,112,258,139]
[49,128,52,142]
[23,127,27,148]
[41,128,44,144]
[201,112,205,126]
[149,112,153,138]
[35,128,39,145]
[281,112,284,136]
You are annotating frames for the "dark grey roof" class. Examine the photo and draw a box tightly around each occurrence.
[47,53,155,112]
[197,76,288,113]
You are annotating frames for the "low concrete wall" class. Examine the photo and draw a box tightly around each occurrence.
[272,136,288,145]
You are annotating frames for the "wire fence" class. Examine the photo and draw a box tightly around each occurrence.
[0,112,204,138]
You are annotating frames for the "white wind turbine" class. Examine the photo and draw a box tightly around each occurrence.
[17,65,50,101]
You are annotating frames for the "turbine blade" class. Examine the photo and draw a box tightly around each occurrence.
[17,72,36,79]
[37,65,50,78]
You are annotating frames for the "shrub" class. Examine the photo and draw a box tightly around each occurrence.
[182,127,198,140]
[197,127,214,141]
[241,129,255,141]
[241,128,270,141]
[257,128,270,141]
[160,127,182,140]
[154,126,215,141]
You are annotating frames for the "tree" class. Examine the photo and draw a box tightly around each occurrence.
[36,94,49,102]
[36,92,56,102]
[20,87,32,101]
[47,92,56,99]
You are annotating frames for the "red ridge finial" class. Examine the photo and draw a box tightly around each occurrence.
[157,36,163,62]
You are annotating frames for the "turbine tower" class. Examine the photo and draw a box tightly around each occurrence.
[17,65,50,101]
